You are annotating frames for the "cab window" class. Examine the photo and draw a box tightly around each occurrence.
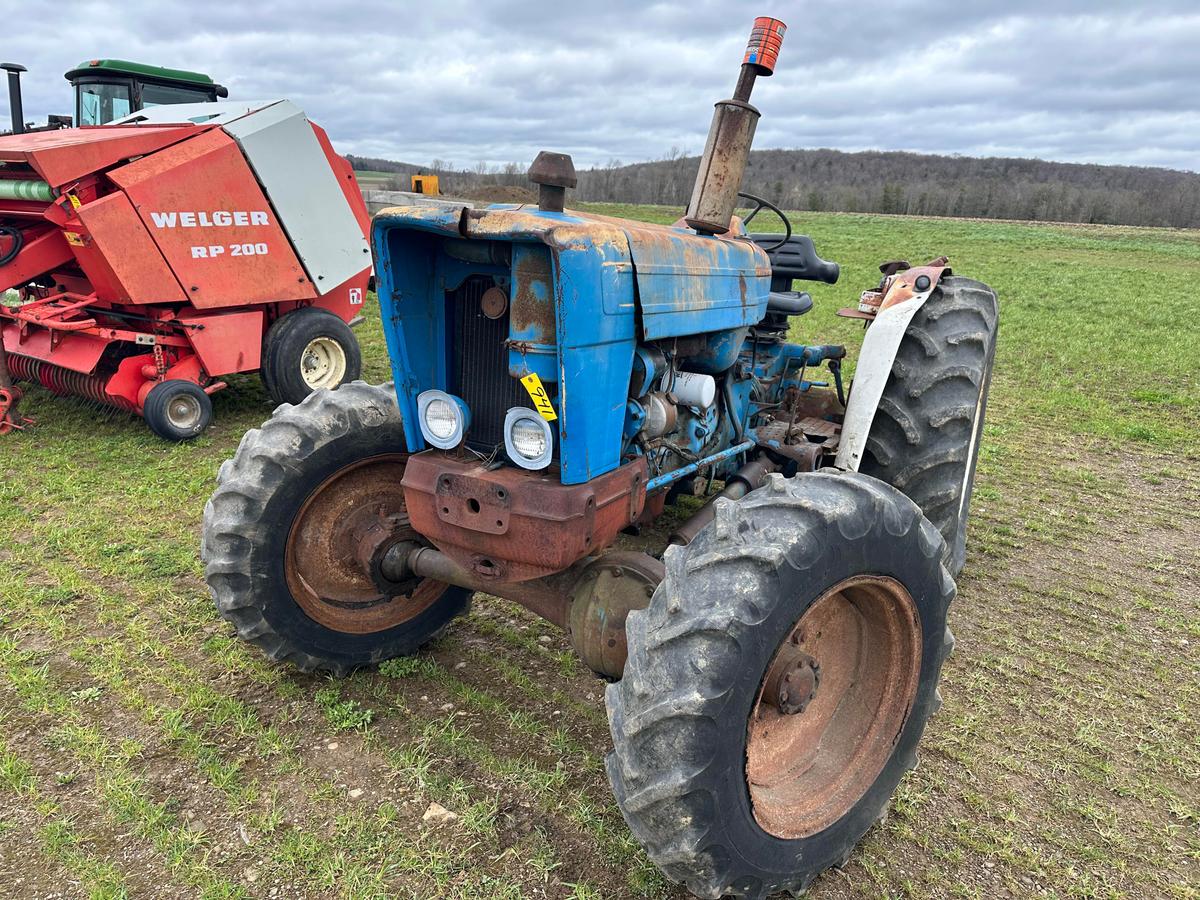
[78,82,132,125]
[140,82,213,108]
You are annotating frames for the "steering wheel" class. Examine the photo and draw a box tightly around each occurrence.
[737,191,791,252]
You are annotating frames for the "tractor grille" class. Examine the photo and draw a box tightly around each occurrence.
[449,276,528,451]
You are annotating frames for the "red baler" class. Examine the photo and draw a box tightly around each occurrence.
[0,100,371,439]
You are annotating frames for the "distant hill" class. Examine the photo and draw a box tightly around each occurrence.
[348,149,1200,228]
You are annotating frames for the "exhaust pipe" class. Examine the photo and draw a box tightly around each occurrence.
[684,17,786,235]
[1,63,27,135]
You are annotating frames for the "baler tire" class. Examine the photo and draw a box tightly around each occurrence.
[859,275,998,577]
[263,308,361,407]
[201,381,471,675]
[606,470,955,900]
[143,380,213,442]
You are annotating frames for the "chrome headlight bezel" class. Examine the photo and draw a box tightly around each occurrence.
[417,389,470,449]
[503,407,554,470]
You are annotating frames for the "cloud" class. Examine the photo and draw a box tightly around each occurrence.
[4,0,1198,172]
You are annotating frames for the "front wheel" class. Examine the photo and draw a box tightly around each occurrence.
[201,381,470,674]
[606,470,955,899]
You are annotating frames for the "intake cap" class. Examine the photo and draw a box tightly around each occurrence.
[528,151,577,189]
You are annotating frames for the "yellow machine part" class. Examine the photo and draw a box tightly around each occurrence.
[410,174,439,195]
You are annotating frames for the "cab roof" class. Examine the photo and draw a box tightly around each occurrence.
[64,59,217,88]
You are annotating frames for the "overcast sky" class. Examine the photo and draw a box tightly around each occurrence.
[5,1,1199,173]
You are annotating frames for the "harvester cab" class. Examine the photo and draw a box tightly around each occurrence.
[204,16,999,898]
[2,58,228,135]
[67,59,228,127]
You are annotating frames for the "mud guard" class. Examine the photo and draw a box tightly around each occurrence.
[834,263,949,471]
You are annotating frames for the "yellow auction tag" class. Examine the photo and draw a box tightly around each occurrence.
[520,373,557,421]
[67,193,82,210]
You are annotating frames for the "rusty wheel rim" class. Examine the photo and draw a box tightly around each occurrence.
[746,576,922,839]
[284,454,450,635]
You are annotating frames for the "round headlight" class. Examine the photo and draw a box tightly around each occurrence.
[511,417,548,459]
[424,398,457,440]
[417,390,469,449]
[504,408,553,470]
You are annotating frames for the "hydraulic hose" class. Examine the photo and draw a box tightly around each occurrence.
[0,225,22,267]
[723,369,745,443]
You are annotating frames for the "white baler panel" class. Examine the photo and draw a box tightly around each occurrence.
[221,101,368,289]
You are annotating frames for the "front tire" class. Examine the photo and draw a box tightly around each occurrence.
[606,471,955,899]
[201,381,470,675]
[860,275,998,577]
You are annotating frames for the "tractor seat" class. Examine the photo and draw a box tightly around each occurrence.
[748,234,841,285]
[749,234,836,319]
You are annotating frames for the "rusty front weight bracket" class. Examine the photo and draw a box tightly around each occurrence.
[838,256,951,320]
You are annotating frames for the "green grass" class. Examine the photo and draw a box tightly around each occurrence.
[0,206,1197,898]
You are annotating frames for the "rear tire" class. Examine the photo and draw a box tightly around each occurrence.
[860,275,998,577]
[143,379,212,442]
[262,307,361,407]
[202,381,470,675]
[606,470,955,899]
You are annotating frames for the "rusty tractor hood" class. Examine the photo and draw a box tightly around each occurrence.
[371,202,772,486]
[372,202,772,341]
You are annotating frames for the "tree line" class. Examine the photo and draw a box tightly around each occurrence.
[348,148,1200,228]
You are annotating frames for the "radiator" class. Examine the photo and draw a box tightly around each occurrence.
[449,276,529,450]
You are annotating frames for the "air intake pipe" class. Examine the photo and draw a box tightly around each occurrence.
[1,63,27,135]
[684,17,786,235]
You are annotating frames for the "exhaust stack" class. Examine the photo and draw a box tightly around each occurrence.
[684,17,786,235]
[1,63,27,135]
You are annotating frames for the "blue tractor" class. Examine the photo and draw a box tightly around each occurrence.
[203,17,998,898]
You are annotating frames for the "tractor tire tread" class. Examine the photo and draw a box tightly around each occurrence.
[202,381,439,675]
[606,471,955,899]
[860,275,998,577]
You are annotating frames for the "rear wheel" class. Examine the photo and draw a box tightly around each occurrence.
[860,275,998,577]
[202,381,470,674]
[607,470,955,899]
[143,379,212,442]
[262,307,361,407]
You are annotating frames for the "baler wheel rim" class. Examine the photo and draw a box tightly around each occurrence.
[300,336,348,391]
[166,393,205,431]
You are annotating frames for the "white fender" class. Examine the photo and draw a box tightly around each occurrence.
[833,281,937,471]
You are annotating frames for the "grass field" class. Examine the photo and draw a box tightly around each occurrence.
[1,206,1197,899]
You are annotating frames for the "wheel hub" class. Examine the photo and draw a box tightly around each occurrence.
[300,336,347,390]
[284,454,450,634]
[167,394,202,429]
[746,576,922,840]
[761,641,820,715]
